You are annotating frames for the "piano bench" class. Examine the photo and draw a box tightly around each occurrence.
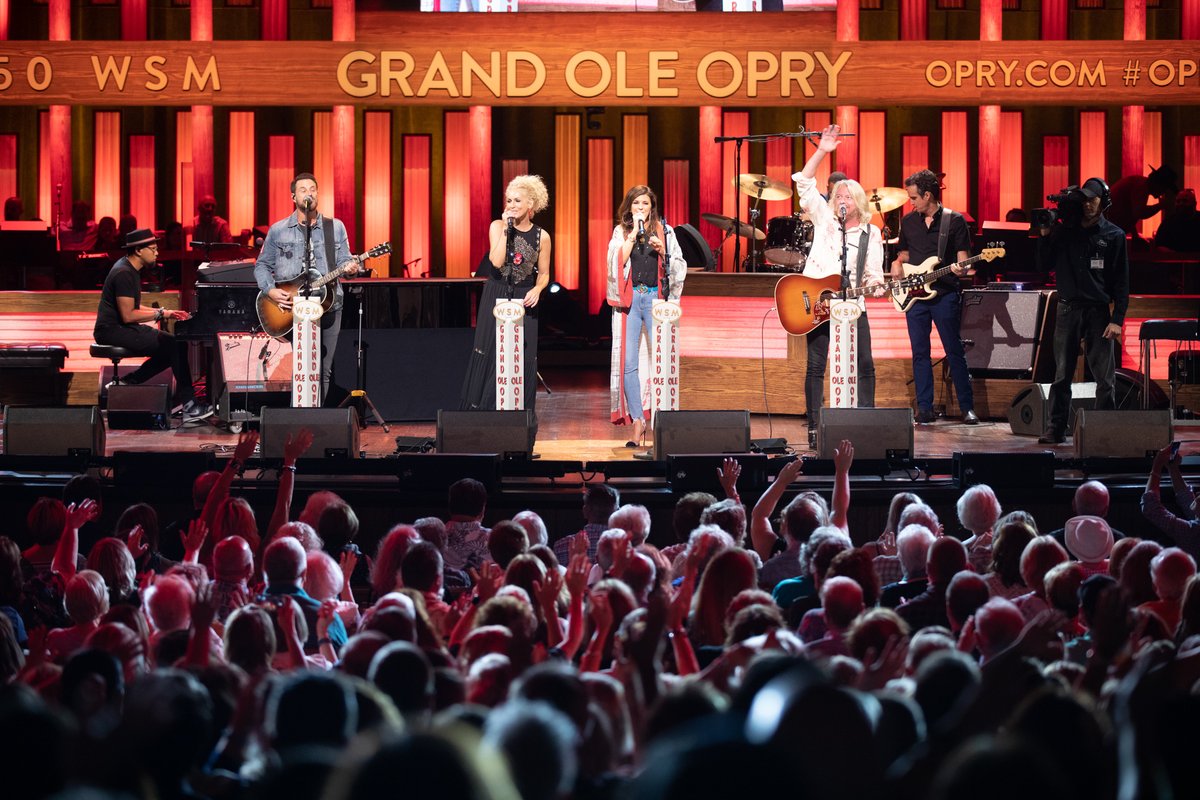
[89,343,138,385]
[0,343,69,406]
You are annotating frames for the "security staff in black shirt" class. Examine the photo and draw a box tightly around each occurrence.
[1035,177,1129,444]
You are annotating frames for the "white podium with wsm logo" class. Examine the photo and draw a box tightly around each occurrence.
[291,296,325,408]
[827,299,860,409]
[494,298,526,410]
[649,299,682,425]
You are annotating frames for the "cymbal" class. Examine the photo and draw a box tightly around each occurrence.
[864,186,909,214]
[735,173,792,202]
[701,212,766,241]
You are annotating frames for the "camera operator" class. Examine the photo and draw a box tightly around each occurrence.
[1034,177,1129,444]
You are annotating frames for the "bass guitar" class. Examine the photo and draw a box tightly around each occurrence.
[256,242,392,338]
[889,247,1005,313]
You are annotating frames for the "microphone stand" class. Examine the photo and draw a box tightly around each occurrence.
[839,209,850,298]
[337,275,390,432]
[712,127,857,273]
[504,219,516,301]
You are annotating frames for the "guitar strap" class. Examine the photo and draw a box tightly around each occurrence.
[322,216,339,309]
[322,217,337,275]
[855,227,869,288]
[937,206,955,264]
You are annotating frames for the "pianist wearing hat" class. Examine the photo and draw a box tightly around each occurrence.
[93,227,213,422]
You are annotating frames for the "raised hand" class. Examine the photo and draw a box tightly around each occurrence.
[283,428,314,463]
[608,532,633,579]
[191,581,217,632]
[534,567,565,611]
[128,524,150,558]
[276,595,298,636]
[316,599,336,640]
[589,589,613,632]
[817,123,841,153]
[875,530,897,557]
[181,518,207,562]
[66,498,99,530]
[777,457,804,484]
[566,554,590,601]
[717,457,742,498]
[233,429,260,463]
[338,548,359,588]
[833,439,855,472]
[569,530,590,562]
[473,562,504,605]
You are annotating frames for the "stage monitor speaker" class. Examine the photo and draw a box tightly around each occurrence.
[1007,382,1097,436]
[107,384,171,430]
[1074,409,1172,458]
[260,407,361,459]
[437,410,535,457]
[3,406,105,456]
[654,410,750,457]
[953,451,1056,489]
[666,453,768,494]
[817,408,913,460]
[961,289,1048,376]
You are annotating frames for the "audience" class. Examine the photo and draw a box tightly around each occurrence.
[5,433,1200,800]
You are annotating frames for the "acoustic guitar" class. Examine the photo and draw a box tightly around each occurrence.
[889,247,1005,313]
[255,242,392,338]
[774,273,901,336]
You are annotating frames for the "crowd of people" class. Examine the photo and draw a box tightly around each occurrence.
[2,432,1200,800]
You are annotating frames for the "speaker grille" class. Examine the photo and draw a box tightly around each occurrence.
[259,407,361,458]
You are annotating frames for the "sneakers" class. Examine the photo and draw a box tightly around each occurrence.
[181,399,214,422]
[1038,430,1066,444]
[914,408,936,424]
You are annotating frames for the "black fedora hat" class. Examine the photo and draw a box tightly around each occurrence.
[124,227,158,248]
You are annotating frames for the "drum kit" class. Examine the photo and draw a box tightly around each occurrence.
[702,175,910,273]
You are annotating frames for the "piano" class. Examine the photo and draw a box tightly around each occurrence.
[173,281,260,341]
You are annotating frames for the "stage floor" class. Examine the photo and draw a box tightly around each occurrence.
[7,366,1197,463]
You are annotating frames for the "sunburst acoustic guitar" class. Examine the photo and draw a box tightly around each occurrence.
[256,242,392,338]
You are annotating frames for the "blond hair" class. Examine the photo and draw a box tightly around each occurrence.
[828,178,872,222]
[507,175,549,214]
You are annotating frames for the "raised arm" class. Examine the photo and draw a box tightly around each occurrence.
[266,428,313,540]
[798,124,840,182]
[750,458,804,560]
[201,430,259,530]
[831,439,854,532]
[53,499,98,581]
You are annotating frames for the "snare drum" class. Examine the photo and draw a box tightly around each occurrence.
[764,215,813,266]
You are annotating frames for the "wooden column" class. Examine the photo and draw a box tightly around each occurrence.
[49,0,70,227]
[978,0,1002,223]
[1122,0,1146,181]
[191,0,213,212]
[835,0,859,178]
[333,0,356,249]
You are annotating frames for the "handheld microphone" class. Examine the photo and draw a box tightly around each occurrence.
[506,216,515,229]
[635,213,646,243]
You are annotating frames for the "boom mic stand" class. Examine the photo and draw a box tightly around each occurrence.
[338,279,390,432]
[712,127,856,272]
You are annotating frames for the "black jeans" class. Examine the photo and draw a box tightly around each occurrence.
[805,313,876,428]
[1047,301,1115,434]
[94,323,195,404]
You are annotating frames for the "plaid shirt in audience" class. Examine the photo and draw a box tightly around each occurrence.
[552,522,607,565]
[873,555,903,587]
